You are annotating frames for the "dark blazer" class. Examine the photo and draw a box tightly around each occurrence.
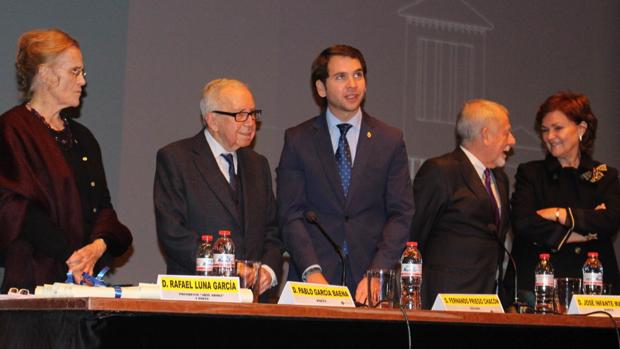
[277,111,413,291]
[505,155,620,300]
[410,148,510,309]
[154,131,283,280]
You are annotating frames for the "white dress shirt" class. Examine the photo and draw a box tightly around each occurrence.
[460,145,501,213]
[204,129,237,183]
[326,107,362,164]
[203,129,278,288]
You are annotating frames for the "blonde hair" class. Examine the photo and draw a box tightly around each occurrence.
[15,28,79,100]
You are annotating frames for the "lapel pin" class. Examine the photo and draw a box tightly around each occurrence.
[367,131,372,139]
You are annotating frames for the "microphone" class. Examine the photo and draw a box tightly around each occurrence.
[489,223,528,313]
[304,211,346,286]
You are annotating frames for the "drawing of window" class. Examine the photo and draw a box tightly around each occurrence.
[398,0,494,162]
[415,38,474,124]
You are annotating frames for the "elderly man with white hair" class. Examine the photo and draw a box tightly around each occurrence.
[410,99,516,309]
[154,78,282,296]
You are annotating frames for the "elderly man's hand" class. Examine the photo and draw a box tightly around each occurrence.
[257,268,273,295]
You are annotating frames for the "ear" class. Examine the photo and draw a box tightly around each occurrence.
[480,127,490,145]
[578,121,588,137]
[38,64,59,87]
[205,112,218,132]
[315,80,327,98]
[37,65,50,83]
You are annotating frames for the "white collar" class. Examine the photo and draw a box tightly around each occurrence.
[325,107,362,130]
[460,145,487,181]
[204,128,236,159]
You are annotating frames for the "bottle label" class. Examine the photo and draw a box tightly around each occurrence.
[401,263,422,278]
[205,257,213,272]
[196,257,207,272]
[583,272,603,286]
[534,274,554,287]
[213,253,235,269]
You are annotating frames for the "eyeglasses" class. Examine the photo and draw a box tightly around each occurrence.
[70,67,87,78]
[211,109,261,122]
[7,287,30,297]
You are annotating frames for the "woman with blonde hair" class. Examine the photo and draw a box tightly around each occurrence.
[0,29,132,291]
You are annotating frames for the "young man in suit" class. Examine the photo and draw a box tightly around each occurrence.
[410,99,516,309]
[277,45,414,304]
[154,79,282,295]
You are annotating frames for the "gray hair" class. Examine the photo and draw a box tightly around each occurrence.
[199,78,249,116]
[456,99,508,144]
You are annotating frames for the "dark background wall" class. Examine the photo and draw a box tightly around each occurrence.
[1,0,619,285]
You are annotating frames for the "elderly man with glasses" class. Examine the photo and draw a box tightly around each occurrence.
[154,78,282,297]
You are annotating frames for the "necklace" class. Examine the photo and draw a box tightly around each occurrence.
[27,105,75,151]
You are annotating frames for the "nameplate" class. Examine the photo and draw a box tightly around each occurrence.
[278,281,355,307]
[157,274,241,303]
[431,293,504,313]
[568,295,620,316]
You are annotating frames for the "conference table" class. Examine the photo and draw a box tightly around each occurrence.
[0,297,618,348]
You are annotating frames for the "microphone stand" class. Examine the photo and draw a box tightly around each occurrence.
[490,224,528,313]
[304,211,347,286]
[504,248,528,313]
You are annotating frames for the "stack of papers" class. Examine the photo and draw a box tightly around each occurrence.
[31,283,161,299]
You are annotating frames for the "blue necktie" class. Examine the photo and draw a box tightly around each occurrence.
[484,168,500,229]
[336,123,353,197]
[221,153,237,194]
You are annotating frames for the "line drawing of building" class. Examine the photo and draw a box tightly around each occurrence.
[398,0,544,178]
[409,156,427,179]
[400,0,493,127]
[512,125,542,152]
[399,0,495,176]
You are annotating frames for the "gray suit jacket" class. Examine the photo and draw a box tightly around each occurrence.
[277,111,413,290]
[410,148,510,309]
[154,131,282,279]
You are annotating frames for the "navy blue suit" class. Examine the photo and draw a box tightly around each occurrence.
[277,111,413,291]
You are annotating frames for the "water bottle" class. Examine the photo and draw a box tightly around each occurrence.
[196,234,213,276]
[213,230,235,276]
[534,253,554,314]
[582,252,603,295]
[400,241,422,310]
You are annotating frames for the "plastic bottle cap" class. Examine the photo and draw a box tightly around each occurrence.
[218,230,231,236]
[539,253,550,259]
[588,252,598,257]
[406,241,418,247]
